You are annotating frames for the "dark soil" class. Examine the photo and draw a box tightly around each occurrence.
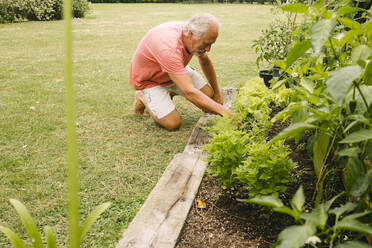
[176,109,317,248]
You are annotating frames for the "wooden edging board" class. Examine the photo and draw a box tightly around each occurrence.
[116,88,239,248]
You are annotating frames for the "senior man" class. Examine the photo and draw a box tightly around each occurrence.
[130,13,231,131]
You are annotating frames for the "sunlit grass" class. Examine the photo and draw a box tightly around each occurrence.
[0,3,276,247]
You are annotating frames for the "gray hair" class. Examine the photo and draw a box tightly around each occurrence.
[183,13,220,40]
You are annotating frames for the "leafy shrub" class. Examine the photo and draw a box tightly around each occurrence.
[73,0,90,18]
[205,77,296,196]
[205,126,250,189]
[0,0,90,23]
[252,20,292,68]
[270,0,372,204]
[236,139,296,196]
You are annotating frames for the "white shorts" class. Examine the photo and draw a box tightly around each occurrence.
[142,66,207,119]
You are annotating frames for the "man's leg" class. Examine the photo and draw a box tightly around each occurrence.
[134,91,146,114]
[133,88,181,131]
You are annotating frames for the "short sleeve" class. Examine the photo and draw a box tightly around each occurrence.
[154,48,187,74]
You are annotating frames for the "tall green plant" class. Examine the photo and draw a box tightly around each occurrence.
[270,0,372,202]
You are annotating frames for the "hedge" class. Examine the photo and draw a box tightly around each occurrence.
[0,0,90,23]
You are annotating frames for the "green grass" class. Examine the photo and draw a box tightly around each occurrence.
[0,3,276,247]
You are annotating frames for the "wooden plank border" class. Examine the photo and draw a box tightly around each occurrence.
[116,88,238,248]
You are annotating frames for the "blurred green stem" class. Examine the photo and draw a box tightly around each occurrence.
[64,0,80,247]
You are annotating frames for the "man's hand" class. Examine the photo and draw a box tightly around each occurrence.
[168,73,230,116]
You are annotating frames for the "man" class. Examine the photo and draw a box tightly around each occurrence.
[129,13,231,131]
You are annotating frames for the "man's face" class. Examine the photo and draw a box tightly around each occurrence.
[189,25,218,56]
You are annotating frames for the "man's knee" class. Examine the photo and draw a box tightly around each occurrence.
[158,110,181,131]
[163,118,181,131]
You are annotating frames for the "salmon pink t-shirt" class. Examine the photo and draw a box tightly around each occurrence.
[129,21,193,90]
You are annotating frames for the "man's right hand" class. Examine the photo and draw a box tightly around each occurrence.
[168,73,229,117]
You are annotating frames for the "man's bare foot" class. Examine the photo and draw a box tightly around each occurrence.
[133,91,145,115]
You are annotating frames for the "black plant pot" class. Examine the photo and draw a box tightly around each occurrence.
[259,70,273,88]
[272,66,280,77]
[259,66,291,88]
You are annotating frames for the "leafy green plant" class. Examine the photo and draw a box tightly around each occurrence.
[0,199,110,248]
[0,0,90,23]
[269,0,372,203]
[204,77,296,196]
[236,138,296,196]
[242,186,372,248]
[252,20,292,68]
[205,123,251,189]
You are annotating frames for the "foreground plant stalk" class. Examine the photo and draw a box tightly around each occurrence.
[64,0,80,247]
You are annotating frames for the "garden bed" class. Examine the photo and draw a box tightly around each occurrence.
[176,113,317,248]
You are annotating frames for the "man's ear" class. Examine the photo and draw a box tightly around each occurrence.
[188,30,193,39]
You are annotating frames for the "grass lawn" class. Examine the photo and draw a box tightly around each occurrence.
[0,3,276,247]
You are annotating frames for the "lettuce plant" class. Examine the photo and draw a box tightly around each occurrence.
[236,139,296,196]
[204,77,296,196]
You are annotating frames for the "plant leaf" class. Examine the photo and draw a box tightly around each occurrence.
[367,141,372,161]
[350,174,370,197]
[329,202,357,221]
[300,78,315,93]
[339,129,372,143]
[245,195,284,208]
[337,6,361,16]
[277,224,316,248]
[363,61,372,85]
[273,206,299,220]
[9,199,43,248]
[0,226,27,248]
[311,18,336,55]
[271,103,304,123]
[336,218,372,234]
[290,186,305,212]
[338,147,361,157]
[302,204,328,228]
[285,40,312,69]
[351,45,371,64]
[44,226,58,248]
[280,3,309,13]
[336,241,372,248]
[326,65,363,105]
[340,29,364,46]
[344,157,364,192]
[313,130,331,176]
[269,123,317,144]
[80,202,111,242]
[302,193,341,229]
[338,17,361,30]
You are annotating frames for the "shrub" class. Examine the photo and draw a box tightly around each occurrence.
[236,139,296,196]
[252,20,292,68]
[0,0,90,23]
[73,0,90,18]
[204,77,296,196]
[205,126,250,189]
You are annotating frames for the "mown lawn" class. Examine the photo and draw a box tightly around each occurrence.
[0,3,276,247]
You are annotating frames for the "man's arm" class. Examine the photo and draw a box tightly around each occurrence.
[198,53,223,105]
[168,73,230,116]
